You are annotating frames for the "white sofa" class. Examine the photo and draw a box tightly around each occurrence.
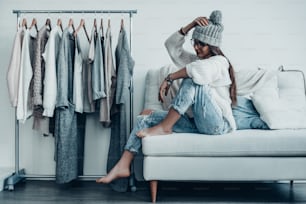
[137,67,306,202]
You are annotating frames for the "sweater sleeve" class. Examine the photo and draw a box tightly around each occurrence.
[185,56,231,86]
[164,31,198,68]
[7,29,22,107]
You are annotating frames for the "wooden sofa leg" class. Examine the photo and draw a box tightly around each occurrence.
[150,180,158,203]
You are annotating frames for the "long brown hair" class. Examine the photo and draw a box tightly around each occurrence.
[209,46,237,106]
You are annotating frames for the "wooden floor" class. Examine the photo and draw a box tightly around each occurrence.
[1,180,306,203]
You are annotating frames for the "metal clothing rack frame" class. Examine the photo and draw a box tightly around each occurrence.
[6,9,137,191]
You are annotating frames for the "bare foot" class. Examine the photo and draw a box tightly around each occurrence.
[96,164,130,184]
[136,124,172,138]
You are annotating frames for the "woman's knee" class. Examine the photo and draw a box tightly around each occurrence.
[181,78,194,87]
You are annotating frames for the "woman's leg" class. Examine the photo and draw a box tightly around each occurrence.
[192,84,230,134]
[96,110,163,184]
[96,108,198,183]
[96,112,151,184]
[96,150,134,183]
[136,108,180,137]
[137,78,196,137]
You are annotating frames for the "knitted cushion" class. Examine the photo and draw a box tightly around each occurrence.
[251,70,306,129]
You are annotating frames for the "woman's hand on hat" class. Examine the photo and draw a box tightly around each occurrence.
[180,16,209,36]
[193,17,209,27]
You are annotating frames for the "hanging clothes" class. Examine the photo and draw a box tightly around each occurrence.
[42,25,62,117]
[55,27,80,184]
[107,26,135,192]
[28,26,38,115]
[72,28,95,171]
[16,27,34,122]
[100,25,116,126]
[73,36,84,113]
[100,25,106,74]
[82,26,95,113]
[72,34,87,173]
[115,27,135,105]
[32,25,51,133]
[7,28,24,107]
[90,23,106,101]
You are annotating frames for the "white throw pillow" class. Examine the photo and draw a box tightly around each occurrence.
[251,71,306,129]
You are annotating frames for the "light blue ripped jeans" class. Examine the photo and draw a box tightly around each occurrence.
[232,96,269,130]
[124,78,231,154]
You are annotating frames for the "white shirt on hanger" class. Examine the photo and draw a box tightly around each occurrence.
[17,28,33,122]
[42,25,62,117]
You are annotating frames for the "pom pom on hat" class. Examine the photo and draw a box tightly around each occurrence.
[192,10,224,47]
[209,10,222,24]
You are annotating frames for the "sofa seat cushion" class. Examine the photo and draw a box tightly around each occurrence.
[142,129,306,157]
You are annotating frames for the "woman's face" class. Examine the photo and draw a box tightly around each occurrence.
[192,39,211,59]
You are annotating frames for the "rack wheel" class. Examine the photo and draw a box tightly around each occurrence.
[131,186,137,192]
[8,184,14,191]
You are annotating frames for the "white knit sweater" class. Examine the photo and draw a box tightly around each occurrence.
[165,31,236,131]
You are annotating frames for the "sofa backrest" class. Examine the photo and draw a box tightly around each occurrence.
[278,70,306,100]
[144,66,306,115]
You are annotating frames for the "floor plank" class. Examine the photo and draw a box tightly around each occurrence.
[1,180,306,203]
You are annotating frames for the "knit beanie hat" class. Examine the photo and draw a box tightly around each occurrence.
[192,10,223,47]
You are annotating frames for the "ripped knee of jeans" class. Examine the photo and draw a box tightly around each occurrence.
[139,109,154,115]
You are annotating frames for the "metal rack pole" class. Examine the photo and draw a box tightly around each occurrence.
[5,12,26,190]
[6,9,137,191]
[128,11,137,192]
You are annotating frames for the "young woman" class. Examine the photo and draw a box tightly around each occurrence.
[96,10,237,184]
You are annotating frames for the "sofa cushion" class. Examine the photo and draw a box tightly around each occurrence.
[142,129,306,156]
[251,70,306,129]
[144,64,181,111]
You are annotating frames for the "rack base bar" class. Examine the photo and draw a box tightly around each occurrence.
[5,168,25,191]
[5,172,137,190]
[7,173,106,179]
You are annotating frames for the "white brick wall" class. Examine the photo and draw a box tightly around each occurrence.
[0,0,305,176]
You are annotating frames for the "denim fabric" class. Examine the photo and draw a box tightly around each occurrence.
[172,78,231,135]
[124,78,231,154]
[232,96,269,130]
[124,110,198,154]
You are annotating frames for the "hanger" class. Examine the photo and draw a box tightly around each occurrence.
[93,18,97,29]
[93,18,97,38]
[57,18,63,32]
[21,18,27,29]
[108,18,111,28]
[73,19,83,36]
[100,18,104,37]
[120,18,124,31]
[30,18,38,32]
[83,19,90,42]
[93,18,98,40]
[68,18,75,32]
[45,18,52,30]
[74,19,90,42]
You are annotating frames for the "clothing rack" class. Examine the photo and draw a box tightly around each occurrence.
[6,9,137,191]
